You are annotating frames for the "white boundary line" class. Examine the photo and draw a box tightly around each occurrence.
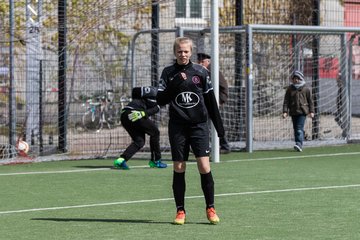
[1,183,360,215]
[0,168,110,176]
[226,151,360,163]
[1,151,360,177]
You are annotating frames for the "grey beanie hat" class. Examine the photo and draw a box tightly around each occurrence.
[292,70,305,82]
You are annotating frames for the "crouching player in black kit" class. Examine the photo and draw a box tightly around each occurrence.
[113,86,167,170]
[157,37,225,224]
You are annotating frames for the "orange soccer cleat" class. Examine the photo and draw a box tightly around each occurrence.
[173,210,186,225]
[206,207,220,224]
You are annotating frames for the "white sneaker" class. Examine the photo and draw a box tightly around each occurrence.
[294,145,302,152]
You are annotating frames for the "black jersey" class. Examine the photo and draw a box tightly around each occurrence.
[123,98,159,117]
[157,61,225,137]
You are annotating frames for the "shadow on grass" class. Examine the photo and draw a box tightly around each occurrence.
[74,166,151,170]
[74,165,112,169]
[31,217,211,225]
[32,217,164,224]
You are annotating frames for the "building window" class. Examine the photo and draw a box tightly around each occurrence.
[176,0,203,19]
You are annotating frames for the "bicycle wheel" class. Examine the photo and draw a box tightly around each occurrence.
[82,109,101,131]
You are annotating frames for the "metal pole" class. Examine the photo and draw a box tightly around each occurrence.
[312,0,320,140]
[235,0,245,142]
[245,25,253,153]
[9,0,16,147]
[58,0,67,152]
[247,24,360,34]
[211,0,220,162]
[340,34,347,138]
[39,60,43,153]
[38,0,43,153]
[176,26,184,37]
[346,35,353,140]
[151,0,159,87]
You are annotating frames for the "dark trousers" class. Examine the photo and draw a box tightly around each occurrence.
[120,111,161,161]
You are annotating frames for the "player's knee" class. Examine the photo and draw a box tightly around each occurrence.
[134,139,145,149]
[173,161,186,172]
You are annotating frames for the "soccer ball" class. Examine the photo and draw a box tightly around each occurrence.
[17,140,29,153]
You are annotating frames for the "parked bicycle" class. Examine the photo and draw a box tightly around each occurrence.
[77,91,130,132]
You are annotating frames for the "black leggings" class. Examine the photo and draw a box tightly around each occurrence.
[120,111,161,161]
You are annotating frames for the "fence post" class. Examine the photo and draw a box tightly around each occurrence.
[245,25,253,153]
[58,0,67,152]
[211,0,220,162]
[312,0,320,140]
[9,0,16,149]
[151,0,159,87]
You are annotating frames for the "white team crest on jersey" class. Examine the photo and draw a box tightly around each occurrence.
[175,92,200,108]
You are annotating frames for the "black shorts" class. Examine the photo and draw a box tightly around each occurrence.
[168,121,210,161]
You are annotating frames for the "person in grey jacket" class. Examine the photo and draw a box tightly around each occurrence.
[282,70,314,152]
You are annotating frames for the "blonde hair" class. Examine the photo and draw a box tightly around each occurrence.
[173,37,193,55]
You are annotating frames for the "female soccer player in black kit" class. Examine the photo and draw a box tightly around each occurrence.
[157,37,225,225]
[113,86,167,170]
